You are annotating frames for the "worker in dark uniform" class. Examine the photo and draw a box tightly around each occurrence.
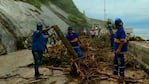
[32,22,51,78]
[66,26,83,58]
[43,25,50,53]
[113,18,128,78]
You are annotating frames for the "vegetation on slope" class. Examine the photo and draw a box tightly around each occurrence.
[50,0,89,27]
[20,0,53,8]
[19,0,89,28]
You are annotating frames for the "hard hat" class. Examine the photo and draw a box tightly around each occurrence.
[68,26,73,30]
[36,22,43,28]
[115,18,123,25]
[45,25,50,28]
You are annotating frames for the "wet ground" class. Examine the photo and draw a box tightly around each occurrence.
[0,50,78,84]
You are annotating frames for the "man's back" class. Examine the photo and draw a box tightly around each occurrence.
[32,30,45,51]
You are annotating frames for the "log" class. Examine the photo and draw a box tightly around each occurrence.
[53,25,78,58]
[46,66,65,71]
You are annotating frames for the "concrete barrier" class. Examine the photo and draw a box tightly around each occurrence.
[128,41,149,74]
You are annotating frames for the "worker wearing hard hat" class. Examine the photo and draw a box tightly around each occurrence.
[32,22,51,78]
[113,18,128,78]
[66,26,83,58]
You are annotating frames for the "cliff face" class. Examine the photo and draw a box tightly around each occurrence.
[0,0,69,54]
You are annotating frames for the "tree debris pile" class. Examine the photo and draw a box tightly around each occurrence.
[40,32,148,84]
[42,44,70,67]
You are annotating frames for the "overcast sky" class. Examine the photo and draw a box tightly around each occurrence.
[72,0,149,28]
[72,0,149,39]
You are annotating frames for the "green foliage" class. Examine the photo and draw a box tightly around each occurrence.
[22,0,42,9]
[106,18,115,29]
[68,14,81,26]
[50,0,89,27]
[21,0,89,27]
[50,0,79,15]
[21,0,50,9]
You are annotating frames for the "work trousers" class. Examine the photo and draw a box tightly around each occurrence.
[32,50,43,76]
[74,47,83,58]
[110,38,114,51]
[113,53,125,77]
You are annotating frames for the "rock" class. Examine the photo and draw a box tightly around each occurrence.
[0,0,69,52]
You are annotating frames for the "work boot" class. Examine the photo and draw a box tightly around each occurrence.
[120,73,125,78]
[35,73,43,79]
[119,76,124,84]
[113,71,118,76]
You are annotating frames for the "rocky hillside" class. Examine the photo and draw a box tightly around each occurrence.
[0,0,88,54]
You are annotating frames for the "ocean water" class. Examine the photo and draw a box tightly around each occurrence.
[132,28,149,40]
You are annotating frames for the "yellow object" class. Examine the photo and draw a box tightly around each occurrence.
[114,38,120,43]
[102,20,108,25]
[114,38,127,43]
